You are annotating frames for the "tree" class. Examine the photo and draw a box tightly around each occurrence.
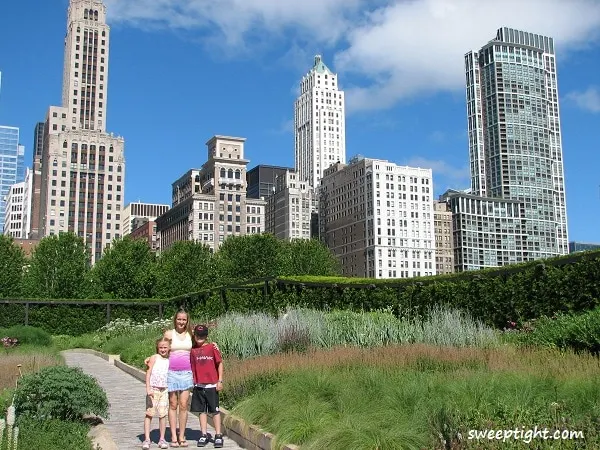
[0,235,26,298]
[213,234,283,284]
[90,237,156,299]
[24,232,90,299]
[279,238,340,277]
[154,241,215,298]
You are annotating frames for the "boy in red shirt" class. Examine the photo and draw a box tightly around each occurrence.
[190,324,224,448]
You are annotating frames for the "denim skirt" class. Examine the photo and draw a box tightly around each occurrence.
[167,370,194,392]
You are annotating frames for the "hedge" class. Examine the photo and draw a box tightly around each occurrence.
[0,299,174,336]
[2,250,600,334]
[173,250,600,328]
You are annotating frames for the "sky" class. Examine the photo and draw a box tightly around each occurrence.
[0,0,599,243]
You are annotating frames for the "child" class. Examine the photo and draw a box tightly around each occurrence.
[190,324,224,448]
[143,337,171,450]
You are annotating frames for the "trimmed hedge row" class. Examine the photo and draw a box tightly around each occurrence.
[0,300,176,336]
[2,250,600,333]
[175,251,600,328]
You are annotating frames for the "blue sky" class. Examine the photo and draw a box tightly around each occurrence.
[1,0,599,243]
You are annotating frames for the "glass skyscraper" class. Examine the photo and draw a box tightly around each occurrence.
[465,27,568,260]
[0,126,25,231]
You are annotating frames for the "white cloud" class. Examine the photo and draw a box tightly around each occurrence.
[105,0,364,49]
[401,156,469,186]
[336,0,600,112]
[105,0,600,111]
[566,86,600,113]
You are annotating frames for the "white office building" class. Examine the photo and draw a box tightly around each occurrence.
[38,0,125,264]
[265,169,312,241]
[320,156,436,279]
[294,55,346,190]
[3,168,33,239]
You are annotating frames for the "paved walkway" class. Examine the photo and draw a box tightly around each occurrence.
[63,351,242,450]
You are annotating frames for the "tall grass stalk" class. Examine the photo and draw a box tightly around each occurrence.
[212,307,499,359]
[0,353,60,391]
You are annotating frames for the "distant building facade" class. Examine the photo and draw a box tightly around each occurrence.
[0,126,25,231]
[294,55,346,189]
[568,242,600,253]
[3,168,33,239]
[441,189,527,271]
[156,136,266,253]
[12,239,40,258]
[121,201,169,236]
[265,169,312,240]
[433,200,454,274]
[130,218,158,251]
[320,156,436,279]
[246,165,292,199]
[29,122,45,239]
[465,27,568,259]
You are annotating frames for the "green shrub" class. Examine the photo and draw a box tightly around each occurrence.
[516,307,600,354]
[16,418,93,450]
[0,325,52,347]
[13,366,109,421]
[0,388,12,419]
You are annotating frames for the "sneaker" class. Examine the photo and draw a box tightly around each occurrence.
[213,434,224,448]
[158,439,169,449]
[142,439,151,450]
[197,435,209,447]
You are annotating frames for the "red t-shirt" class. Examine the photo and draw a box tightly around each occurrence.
[190,343,222,385]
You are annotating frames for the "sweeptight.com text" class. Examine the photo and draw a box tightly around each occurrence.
[468,427,584,444]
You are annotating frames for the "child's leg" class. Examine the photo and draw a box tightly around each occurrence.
[144,415,152,441]
[212,412,221,435]
[158,415,167,441]
[199,412,208,435]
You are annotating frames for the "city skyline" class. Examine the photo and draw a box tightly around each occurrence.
[1,0,599,243]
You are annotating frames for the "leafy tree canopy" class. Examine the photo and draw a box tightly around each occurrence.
[90,237,156,299]
[154,240,214,298]
[0,234,26,298]
[24,232,89,299]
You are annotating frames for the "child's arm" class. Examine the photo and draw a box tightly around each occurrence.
[213,344,224,391]
[216,360,224,392]
[190,349,197,385]
[145,355,157,396]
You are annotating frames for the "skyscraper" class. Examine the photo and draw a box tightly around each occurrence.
[28,122,45,238]
[294,55,346,190]
[465,27,568,259]
[38,0,125,263]
[0,126,25,231]
[32,122,44,166]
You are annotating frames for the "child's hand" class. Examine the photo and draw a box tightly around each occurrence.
[147,389,154,396]
[144,357,151,366]
[216,381,223,392]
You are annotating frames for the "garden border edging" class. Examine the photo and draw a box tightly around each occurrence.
[75,350,299,450]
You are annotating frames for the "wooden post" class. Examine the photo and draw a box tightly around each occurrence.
[263,280,269,304]
[158,303,164,320]
[221,289,228,312]
[24,302,29,326]
[106,303,111,324]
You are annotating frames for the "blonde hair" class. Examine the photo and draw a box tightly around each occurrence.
[155,336,171,353]
[172,307,193,337]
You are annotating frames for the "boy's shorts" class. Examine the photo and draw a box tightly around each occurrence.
[146,387,169,418]
[190,386,220,414]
